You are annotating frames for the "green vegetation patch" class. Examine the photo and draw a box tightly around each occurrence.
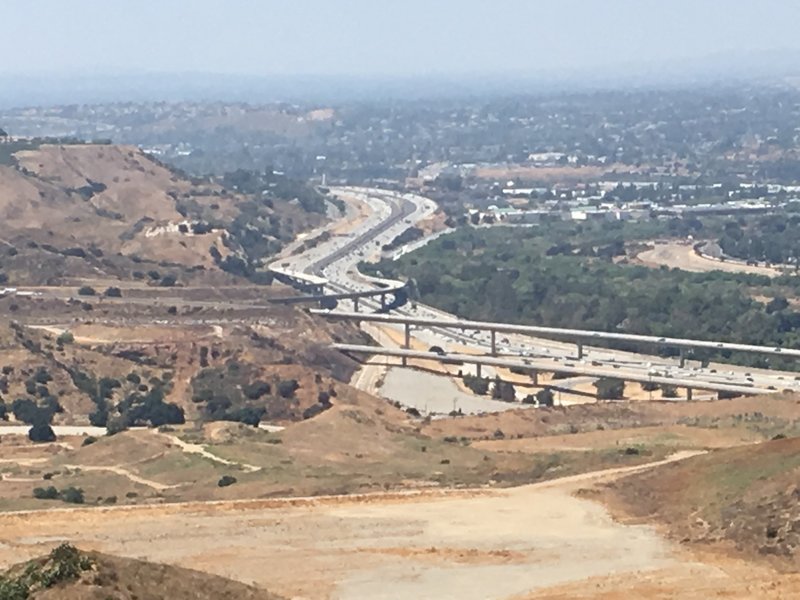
[369,220,800,368]
[0,543,93,599]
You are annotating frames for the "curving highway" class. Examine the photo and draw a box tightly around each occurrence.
[275,187,800,405]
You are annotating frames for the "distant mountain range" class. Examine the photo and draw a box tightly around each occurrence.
[2,49,800,107]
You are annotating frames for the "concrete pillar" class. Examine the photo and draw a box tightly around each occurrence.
[679,348,686,368]
[353,297,359,312]
[686,387,693,401]
[576,342,584,359]
[490,330,497,356]
[476,363,482,378]
[402,323,410,366]
[380,294,386,310]
[531,371,539,386]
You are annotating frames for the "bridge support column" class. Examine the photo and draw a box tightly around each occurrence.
[531,371,539,386]
[576,342,584,360]
[402,323,411,366]
[490,330,497,356]
[476,364,482,378]
[679,349,686,368]
[686,387,693,401]
[380,294,386,311]
[353,297,359,312]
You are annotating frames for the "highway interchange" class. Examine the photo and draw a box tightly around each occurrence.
[277,187,800,405]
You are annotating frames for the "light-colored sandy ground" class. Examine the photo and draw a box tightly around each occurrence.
[353,323,703,412]
[636,241,782,277]
[380,368,526,414]
[0,455,713,600]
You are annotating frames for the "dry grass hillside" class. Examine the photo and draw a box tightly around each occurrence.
[600,436,800,571]
[0,143,325,285]
[0,302,366,427]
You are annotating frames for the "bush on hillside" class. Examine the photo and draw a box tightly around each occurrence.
[217,475,237,487]
[28,423,56,443]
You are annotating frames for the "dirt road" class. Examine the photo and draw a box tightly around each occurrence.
[0,453,719,600]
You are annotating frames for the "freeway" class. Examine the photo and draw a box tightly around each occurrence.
[314,311,800,361]
[271,187,800,402]
[331,344,777,397]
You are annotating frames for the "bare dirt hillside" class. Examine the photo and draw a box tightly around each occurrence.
[0,143,324,285]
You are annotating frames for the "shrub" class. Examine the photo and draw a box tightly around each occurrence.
[217,475,237,487]
[225,406,265,427]
[59,486,85,504]
[277,379,299,398]
[104,286,122,297]
[661,384,679,398]
[32,486,59,500]
[536,388,555,407]
[35,367,53,384]
[28,423,56,443]
[89,407,108,427]
[302,404,326,420]
[106,417,128,436]
[243,380,271,400]
[462,374,489,395]
[77,285,96,296]
[13,398,47,425]
[81,436,97,446]
[56,331,75,345]
[593,377,625,400]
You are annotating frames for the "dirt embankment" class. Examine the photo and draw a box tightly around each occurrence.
[597,436,800,572]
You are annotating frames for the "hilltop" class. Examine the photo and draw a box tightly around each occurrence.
[0,141,327,286]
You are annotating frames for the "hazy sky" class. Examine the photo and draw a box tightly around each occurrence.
[3,0,800,77]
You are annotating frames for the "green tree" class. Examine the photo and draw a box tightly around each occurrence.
[536,388,555,407]
[593,377,625,400]
[28,423,56,443]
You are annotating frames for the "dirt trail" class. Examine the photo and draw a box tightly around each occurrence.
[155,431,261,472]
[0,452,720,600]
[60,464,175,491]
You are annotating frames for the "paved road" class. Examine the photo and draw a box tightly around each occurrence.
[277,187,800,404]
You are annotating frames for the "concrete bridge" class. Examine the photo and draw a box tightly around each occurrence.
[315,310,800,365]
[269,283,409,311]
[331,343,778,401]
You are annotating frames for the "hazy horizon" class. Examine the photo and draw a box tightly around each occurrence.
[3,1,800,78]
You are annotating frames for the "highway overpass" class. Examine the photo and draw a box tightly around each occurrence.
[332,343,779,400]
[315,310,800,364]
[270,283,409,311]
